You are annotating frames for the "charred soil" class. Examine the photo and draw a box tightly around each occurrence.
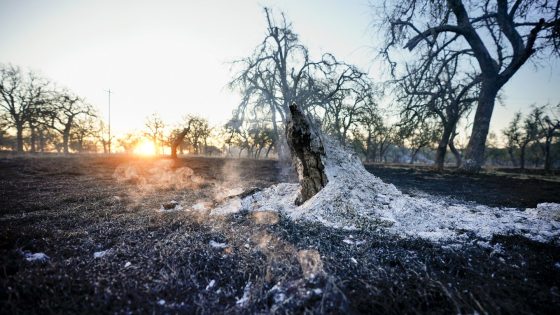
[1,155,559,314]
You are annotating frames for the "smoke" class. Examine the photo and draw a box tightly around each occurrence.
[212,158,246,203]
[112,159,202,191]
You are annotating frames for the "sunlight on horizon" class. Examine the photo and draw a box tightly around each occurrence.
[133,139,156,156]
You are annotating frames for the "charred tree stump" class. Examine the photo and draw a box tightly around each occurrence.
[286,103,328,205]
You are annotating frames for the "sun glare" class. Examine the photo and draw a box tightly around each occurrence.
[133,140,156,156]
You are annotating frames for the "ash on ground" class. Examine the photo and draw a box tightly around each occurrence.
[213,137,560,244]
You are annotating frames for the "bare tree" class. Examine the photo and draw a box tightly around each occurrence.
[381,0,560,172]
[118,132,141,154]
[519,107,543,169]
[144,113,165,155]
[0,112,15,150]
[321,80,379,146]
[353,102,395,163]
[230,7,370,157]
[170,126,190,158]
[394,48,479,170]
[399,120,441,164]
[537,104,560,170]
[71,115,100,153]
[503,111,523,166]
[0,64,49,152]
[40,90,95,154]
[185,116,211,155]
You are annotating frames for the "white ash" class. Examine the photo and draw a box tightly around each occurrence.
[209,240,228,249]
[236,281,252,307]
[93,249,111,258]
[211,137,560,244]
[23,252,49,262]
[192,201,212,211]
[206,279,216,291]
[210,197,243,216]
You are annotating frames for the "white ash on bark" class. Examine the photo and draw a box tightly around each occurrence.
[286,103,328,205]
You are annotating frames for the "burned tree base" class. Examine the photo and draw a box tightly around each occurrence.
[286,103,328,205]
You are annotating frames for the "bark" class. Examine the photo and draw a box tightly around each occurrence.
[265,143,274,158]
[434,123,454,170]
[460,82,499,172]
[29,124,36,153]
[449,135,462,168]
[63,130,70,154]
[286,103,328,205]
[520,143,528,170]
[544,141,552,171]
[507,147,518,167]
[16,123,24,152]
[410,148,420,164]
[62,121,73,154]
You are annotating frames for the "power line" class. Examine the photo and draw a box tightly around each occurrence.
[105,89,112,154]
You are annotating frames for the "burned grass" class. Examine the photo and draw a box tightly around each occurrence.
[1,155,559,314]
[365,164,560,208]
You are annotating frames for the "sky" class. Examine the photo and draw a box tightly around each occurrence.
[1,0,559,138]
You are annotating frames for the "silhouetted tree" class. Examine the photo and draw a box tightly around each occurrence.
[144,113,165,155]
[394,49,478,170]
[118,132,141,154]
[537,104,560,170]
[503,112,523,166]
[380,0,560,172]
[520,107,543,169]
[0,64,49,152]
[230,7,370,158]
[41,90,95,154]
[71,115,99,153]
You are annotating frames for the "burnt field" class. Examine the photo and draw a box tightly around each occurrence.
[1,155,559,314]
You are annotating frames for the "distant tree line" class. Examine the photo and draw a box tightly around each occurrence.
[502,104,560,170]
[2,2,559,171]
[0,63,99,153]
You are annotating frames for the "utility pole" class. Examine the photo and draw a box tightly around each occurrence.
[105,89,112,153]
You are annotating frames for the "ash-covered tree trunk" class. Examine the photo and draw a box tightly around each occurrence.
[286,103,328,205]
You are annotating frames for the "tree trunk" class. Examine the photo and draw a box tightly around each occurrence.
[449,130,462,168]
[171,128,189,158]
[461,82,499,172]
[286,103,328,205]
[29,124,36,153]
[520,143,527,170]
[265,143,274,158]
[434,124,454,170]
[544,139,552,171]
[39,130,46,152]
[16,123,24,152]
[507,147,517,167]
[63,131,70,154]
[410,148,420,164]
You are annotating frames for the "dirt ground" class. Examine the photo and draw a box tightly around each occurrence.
[1,155,559,314]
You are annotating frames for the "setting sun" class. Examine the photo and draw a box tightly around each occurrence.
[133,140,156,156]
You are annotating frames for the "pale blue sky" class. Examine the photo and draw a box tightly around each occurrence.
[0,0,558,137]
